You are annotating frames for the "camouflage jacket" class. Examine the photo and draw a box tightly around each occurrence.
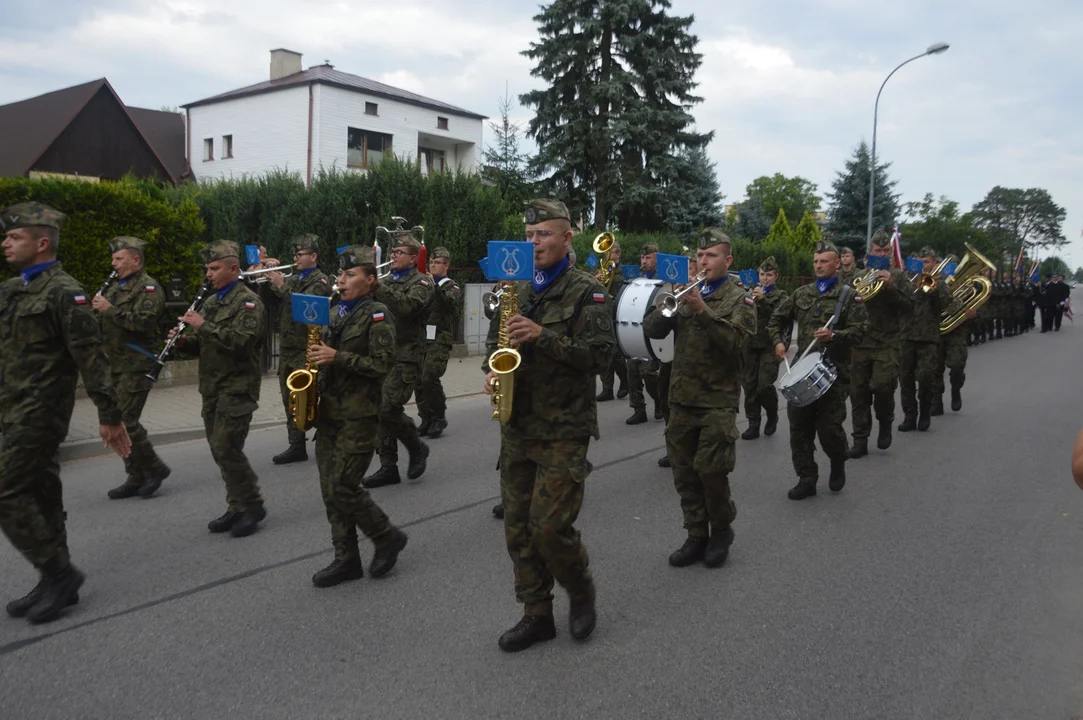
[901,279,950,343]
[643,277,755,409]
[839,267,858,286]
[0,263,122,434]
[854,267,911,350]
[484,267,615,440]
[267,268,333,359]
[767,279,868,383]
[426,276,462,346]
[184,282,266,402]
[374,269,434,363]
[747,285,787,350]
[99,268,165,373]
[317,297,396,422]
[602,264,623,298]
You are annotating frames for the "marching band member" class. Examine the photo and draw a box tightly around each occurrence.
[740,256,787,441]
[626,243,660,424]
[643,228,755,567]
[596,241,628,402]
[306,245,408,587]
[839,246,858,284]
[898,247,951,433]
[767,241,867,500]
[415,246,461,439]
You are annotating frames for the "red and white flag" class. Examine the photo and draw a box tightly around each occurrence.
[890,226,904,269]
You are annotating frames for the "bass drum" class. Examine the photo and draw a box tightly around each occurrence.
[614,277,674,362]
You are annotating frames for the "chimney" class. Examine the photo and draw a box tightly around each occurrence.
[270,48,302,81]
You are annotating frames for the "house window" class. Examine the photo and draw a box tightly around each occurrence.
[347,128,392,168]
[437,116,449,130]
[223,135,234,158]
[418,147,446,176]
[203,138,214,161]
[365,102,378,116]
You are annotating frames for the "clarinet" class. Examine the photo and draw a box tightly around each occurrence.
[146,280,214,382]
[96,270,119,296]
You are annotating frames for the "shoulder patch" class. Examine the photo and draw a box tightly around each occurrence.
[145,285,156,293]
[373,311,385,323]
[420,279,430,287]
[744,296,755,306]
[243,314,258,330]
[854,294,864,303]
[592,291,606,303]
[319,278,328,285]
[73,294,87,305]
[244,301,256,310]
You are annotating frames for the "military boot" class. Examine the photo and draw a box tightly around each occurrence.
[569,587,597,640]
[363,466,402,489]
[741,420,760,440]
[407,441,430,480]
[370,528,408,578]
[107,482,141,500]
[828,458,846,492]
[26,565,85,624]
[917,402,931,432]
[849,438,868,459]
[6,578,79,618]
[626,408,648,425]
[492,503,504,519]
[788,481,817,500]
[930,396,944,416]
[898,415,917,432]
[616,381,629,399]
[951,386,962,412]
[668,536,708,567]
[416,418,432,437]
[272,443,308,465]
[498,614,557,652]
[208,510,242,533]
[230,506,267,538]
[427,418,448,439]
[595,388,615,402]
[138,463,171,499]
[877,421,893,450]
[658,455,671,468]
[654,404,664,420]
[703,526,735,568]
[312,556,364,588]
[763,409,779,436]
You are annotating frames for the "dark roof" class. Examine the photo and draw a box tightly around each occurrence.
[0,78,187,183]
[183,65,486,120]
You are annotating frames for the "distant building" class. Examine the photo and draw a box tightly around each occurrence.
[0,79,188,184]
[183,49,487,186]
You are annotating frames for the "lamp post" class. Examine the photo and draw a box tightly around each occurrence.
[865,42,950,251]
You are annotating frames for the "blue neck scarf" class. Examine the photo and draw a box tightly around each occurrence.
[392,267,415,282]
[532,256,570,294]
[337,296,368,317]
[117,270,139,288]
[21,260,57,286]
[763,284,775,294]
[298,268,316,280]
[816,277,838,295]
[642,268,656,280]
[216,279,240,301]
[700,275,727,297]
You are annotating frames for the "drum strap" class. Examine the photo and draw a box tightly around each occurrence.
[829,285,853,331]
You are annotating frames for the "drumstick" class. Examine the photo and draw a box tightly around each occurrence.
[795,315,836,365]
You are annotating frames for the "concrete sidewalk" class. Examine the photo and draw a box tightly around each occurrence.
[62,356,489,461]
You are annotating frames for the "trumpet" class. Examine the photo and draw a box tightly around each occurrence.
[658,271,707,317]
[241,263,296,284]
[482,286,505,313]
[909,258,949,293]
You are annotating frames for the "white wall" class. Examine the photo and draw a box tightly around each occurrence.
[188,86,310,183]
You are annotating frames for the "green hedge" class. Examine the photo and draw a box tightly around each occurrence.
[0,176,205,294]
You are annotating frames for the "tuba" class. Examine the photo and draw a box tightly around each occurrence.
[940,243,995,335]
[487,281,521,424]
[851,267,884,301]
[593,232,616,287]
[286,326,321,431]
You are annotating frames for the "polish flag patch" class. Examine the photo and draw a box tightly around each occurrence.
[420,279,430,287]
[744,296,755,306]
[854,295,864,303]
[244,301,256,309]
[319,278,328,285]
[73,295,87,305]
[373,312,385,323]
[592,292,606,303]
[145,285,156,293]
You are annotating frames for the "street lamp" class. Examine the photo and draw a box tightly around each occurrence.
[865,42,950,251]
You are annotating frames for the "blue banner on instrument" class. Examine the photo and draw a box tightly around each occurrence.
[905,257,925,275]
[244,245,261,268]
[585,254,600,270]
[864,254,891,271]
[940,261,957,277]
[487,241,534,281]
[657,253,689,284]
[621,265,640,280]
[478,256,492,281]
[738,269,760,288]
[291,293,331,326]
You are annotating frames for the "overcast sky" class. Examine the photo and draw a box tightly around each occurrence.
[3,0,1080,266]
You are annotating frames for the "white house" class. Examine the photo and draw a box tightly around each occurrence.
[183,49,486,185]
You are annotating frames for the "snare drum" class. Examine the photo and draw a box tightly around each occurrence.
[614,278,674,362]
[778,351,837,407]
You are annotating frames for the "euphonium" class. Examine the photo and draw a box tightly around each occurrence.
[851,267,884,301]
[940,243,995,335]
[286,326,321,431]
[593,232,616,287]
[487,281,521,424]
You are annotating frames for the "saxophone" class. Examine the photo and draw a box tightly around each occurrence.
[487,281,521,424]
[286,326,321,431]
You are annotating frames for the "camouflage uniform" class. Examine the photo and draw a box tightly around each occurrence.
[643,232,755,545]
[899,256,951,425]
[0,204,122,578]
[416,247,461,430]
[97,239,168,492]
[626,252,660,416]
[767,247,868,490]
[742,257,787,434]
[267,234,332,452]
[596,262,628,397]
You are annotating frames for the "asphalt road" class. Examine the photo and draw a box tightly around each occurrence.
[3,325,1083,719]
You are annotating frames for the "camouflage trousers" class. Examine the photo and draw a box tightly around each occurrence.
[658,361,672,424]
[849,346,899,440]
[0,424,69,573]
[500,428,594,616]
[898,340,939,416]
[315,417,393,560]
[665,404,738,539]
[415,342,451,423]
[201,395,263,512]
[742,347,781,424]
[598,349,627,393]
[787,383,849,485]
[933,333,967,397]
[114,371,167,489]
[279,353,308,446]
[378,361,423,468]
[627,358,659,411]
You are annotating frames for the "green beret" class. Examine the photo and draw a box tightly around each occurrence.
[339,245,376,270]
[391,233,421,251]
[697,227,730,249]
[814,240,839,255]
[640,243,659,255]
[870,229,892,248]
[524,198,570,224]
[430,246,451,260]
[291,233,319,253]
[759,256,779,273]
[1,202,66,231]
[109,236,146,254]
[201,240,240,263]
[919,246,938,259]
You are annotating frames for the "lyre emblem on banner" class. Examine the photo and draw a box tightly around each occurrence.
[500,247,523,277]
[303,299,320,323]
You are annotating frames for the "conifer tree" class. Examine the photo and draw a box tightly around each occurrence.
[826,140,900,251]
[791,210,823,251]
[765,207,793,245]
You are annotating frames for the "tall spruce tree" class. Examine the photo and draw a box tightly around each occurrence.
[520,0,711,230]
[664,145,724,239]
[826,140,900,251]
[482,87,533,208]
